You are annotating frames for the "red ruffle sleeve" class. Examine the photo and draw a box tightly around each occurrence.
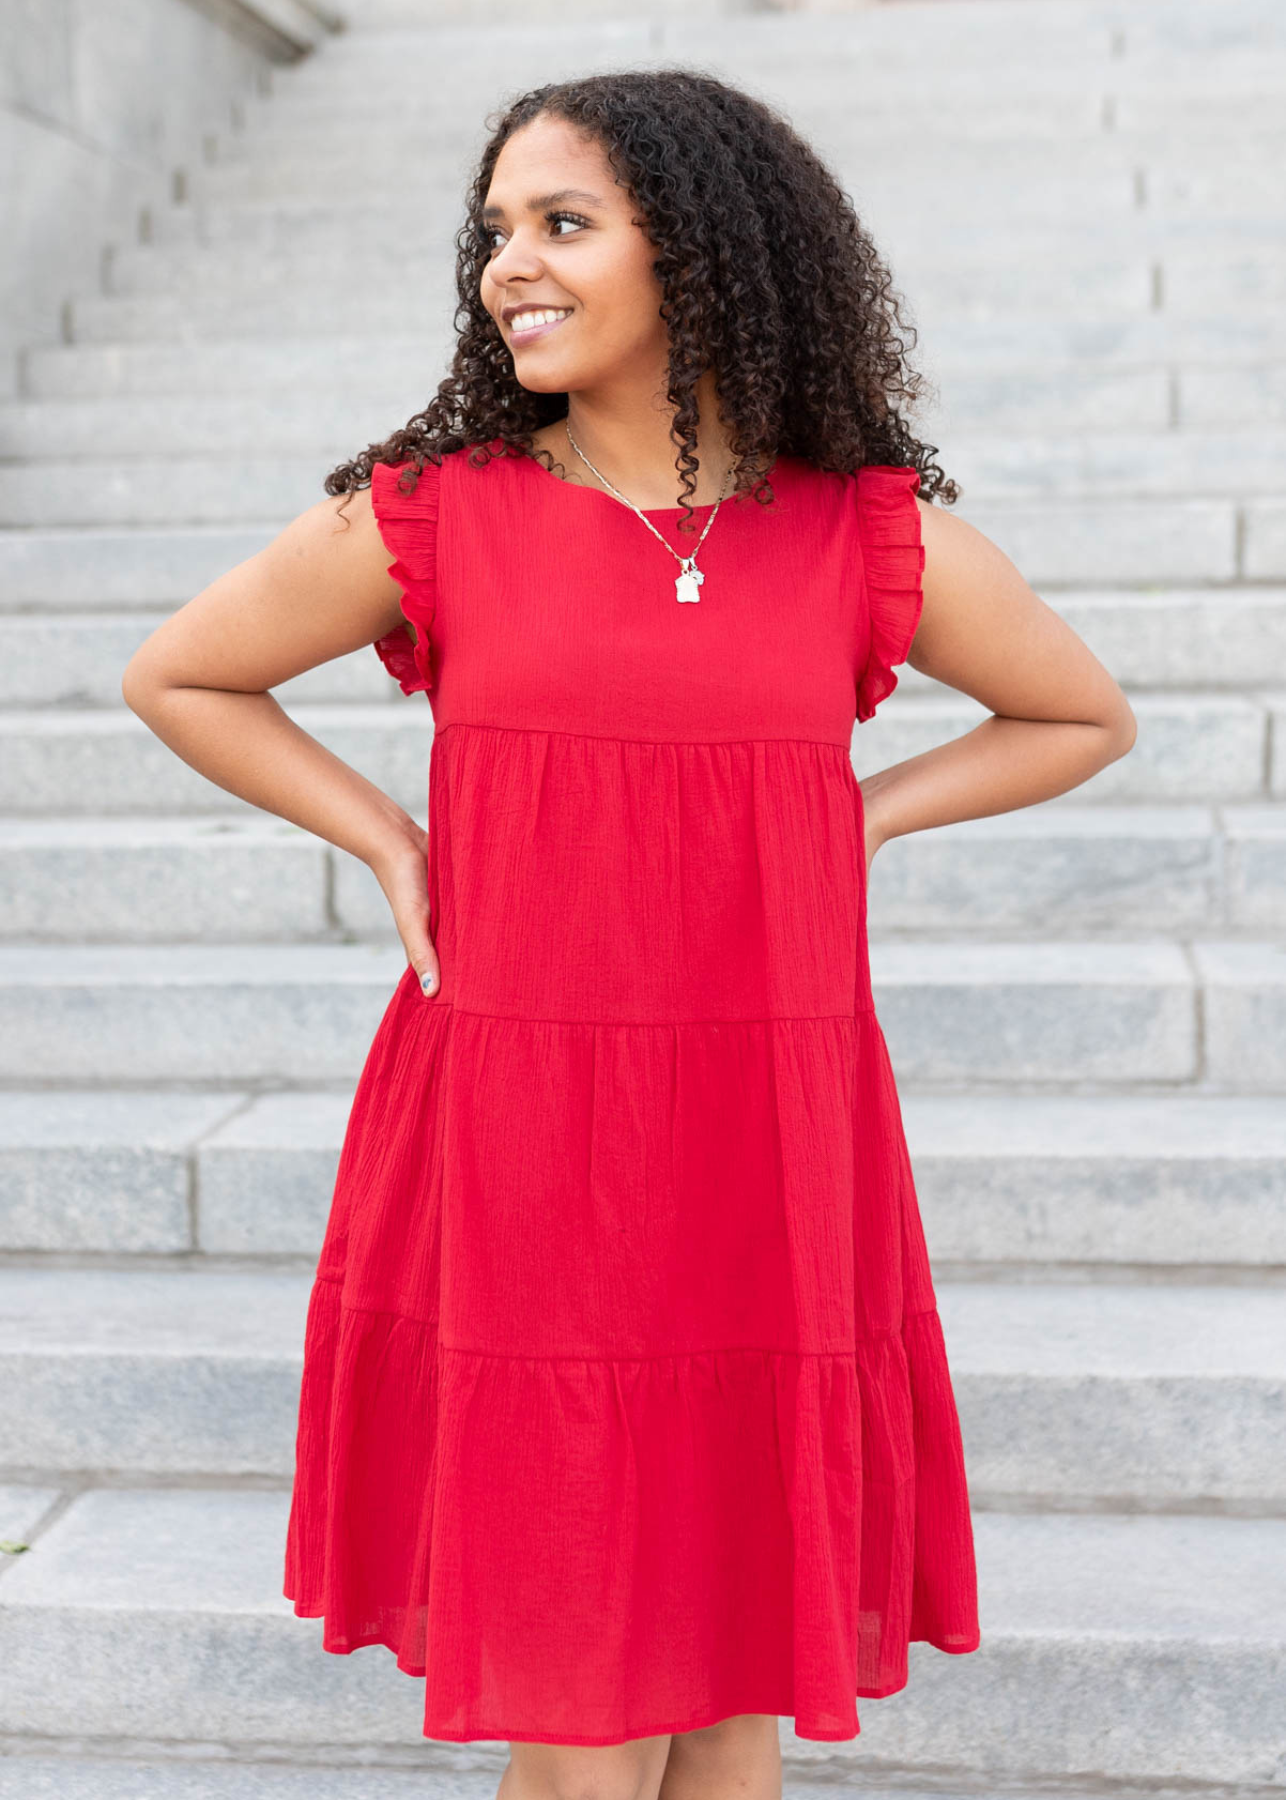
[370,457,440,696]
[854,465,924,724]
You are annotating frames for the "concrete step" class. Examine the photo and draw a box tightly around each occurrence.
[0,1265,1282,1504]
[869,803,1286,935]
[860,692,1283,804]
[0,1761,1190,1800]
[5,443,1283,527]
[0,943,407,1085]
[183,138,1286,209]
[308,5,1116,57]
[871,939,1284,1090]
[0,454,348,527]
[6,588,1282,700]
[0,503,1279,597]
[204,112,1286,171]
[902,589,1286,690]
[120,174,1282,259]
[0,939,1283,1089]
[57,280,1169,347]
[65,248,1286,336]
[0,1089,342,1258]
[1,806,1283,945]
[0,391,423,462]
[8,365,1286,454]
[906,1091,1286,1274]
[0,1488,1282,1785]
[271,22,1284,87]
[0,501,1269,596]
[326,0,1281,55]
[3,1086,1284,1270]
[0,694,1281,819]
[0,614,393,706]
[140,162,1278,261]
[0,524,279,608]
[0,815,339,943]
[249,73,1286,140]
[23,318,1286,402]
[0,706,435,818]
[0,1754,507,1800]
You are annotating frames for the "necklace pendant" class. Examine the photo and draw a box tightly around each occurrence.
[675,564,704,604]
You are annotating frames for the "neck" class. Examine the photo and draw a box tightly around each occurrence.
[561,372,736,509]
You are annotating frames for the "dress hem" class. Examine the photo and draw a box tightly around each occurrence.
[280,1592,980,1743]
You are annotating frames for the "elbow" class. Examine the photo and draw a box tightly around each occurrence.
[120,651,169,723]
[120,656,149,719]
[1102,695,1138,763]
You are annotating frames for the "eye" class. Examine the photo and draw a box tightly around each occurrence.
[478,209,590,252]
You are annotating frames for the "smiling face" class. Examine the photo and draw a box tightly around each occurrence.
[479,113,671,397]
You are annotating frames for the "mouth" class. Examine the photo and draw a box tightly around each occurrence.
[505,306,573,344]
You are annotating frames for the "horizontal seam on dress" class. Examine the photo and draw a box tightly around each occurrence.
[311,1282,940,1341]
[448,1001,873,1026]
[436,1335,931,1360]
[433,719,853,752]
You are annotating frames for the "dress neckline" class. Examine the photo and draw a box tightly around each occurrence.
[518,443,773,517]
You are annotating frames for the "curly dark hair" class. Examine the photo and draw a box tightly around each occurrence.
[324,65,957,531]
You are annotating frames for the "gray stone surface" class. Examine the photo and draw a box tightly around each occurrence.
[198,1091,346,1253]
[0,1090,240,1253]
[0,815,334,942]
[0,1761,505,1800]
[869,940,1197,1084]
[0,938,1244,1088]
[1225,802,1286,926]
[4,1266,1282,1501]
[865,804,1220,934]
[0,1,333,395]
[0,524,280,608]
[0,1267,308,1476]
[0,943,407,1082]
[940,1281,1286,1505]
[1,1491,1282,1784]
[5,0,1286,1786]
[0,1482,61,1547]
[904,1091,1286,1268]
[1247,498,1286,577]
[8,1086,1286,1267]
[0,707,435,817]
[871,690,1271,804]
[0,613,392,707]
[4,693,1274,816]
[1195,940,1286,1088]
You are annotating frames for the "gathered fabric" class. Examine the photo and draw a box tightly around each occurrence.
[284,438,980,1745]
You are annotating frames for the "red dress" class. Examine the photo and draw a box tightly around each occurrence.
[283,437,981,1745]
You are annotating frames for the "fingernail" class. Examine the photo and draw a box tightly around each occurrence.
[420,971,437,993]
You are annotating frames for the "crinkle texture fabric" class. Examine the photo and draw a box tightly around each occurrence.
[283,439,979,1747]
[855,464,924,723]
[371,456,439,694]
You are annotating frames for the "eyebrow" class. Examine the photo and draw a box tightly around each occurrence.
[480,188,606,221]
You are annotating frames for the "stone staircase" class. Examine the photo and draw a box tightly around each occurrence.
[2,0,1285,1793]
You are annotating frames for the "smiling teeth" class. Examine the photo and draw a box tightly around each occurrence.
[512,308,571,328]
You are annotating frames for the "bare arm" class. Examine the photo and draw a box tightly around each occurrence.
[861,500,1138,864]
[120,486,441,993]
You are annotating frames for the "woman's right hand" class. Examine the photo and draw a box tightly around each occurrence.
[370,829,440,997]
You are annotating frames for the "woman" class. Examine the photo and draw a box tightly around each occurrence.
[122,67,1136,1800]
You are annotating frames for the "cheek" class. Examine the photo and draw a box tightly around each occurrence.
[589,275,668,351]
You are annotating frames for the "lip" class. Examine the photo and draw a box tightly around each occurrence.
[505,307,573,344]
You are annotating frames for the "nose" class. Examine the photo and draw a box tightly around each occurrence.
[486,228,545,288]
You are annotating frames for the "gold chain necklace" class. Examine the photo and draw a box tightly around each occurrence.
[564,424,733,604]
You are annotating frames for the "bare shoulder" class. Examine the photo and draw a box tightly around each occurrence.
[907,495,1133,733]
[122,482,408,696]
[915,495,1025,593]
